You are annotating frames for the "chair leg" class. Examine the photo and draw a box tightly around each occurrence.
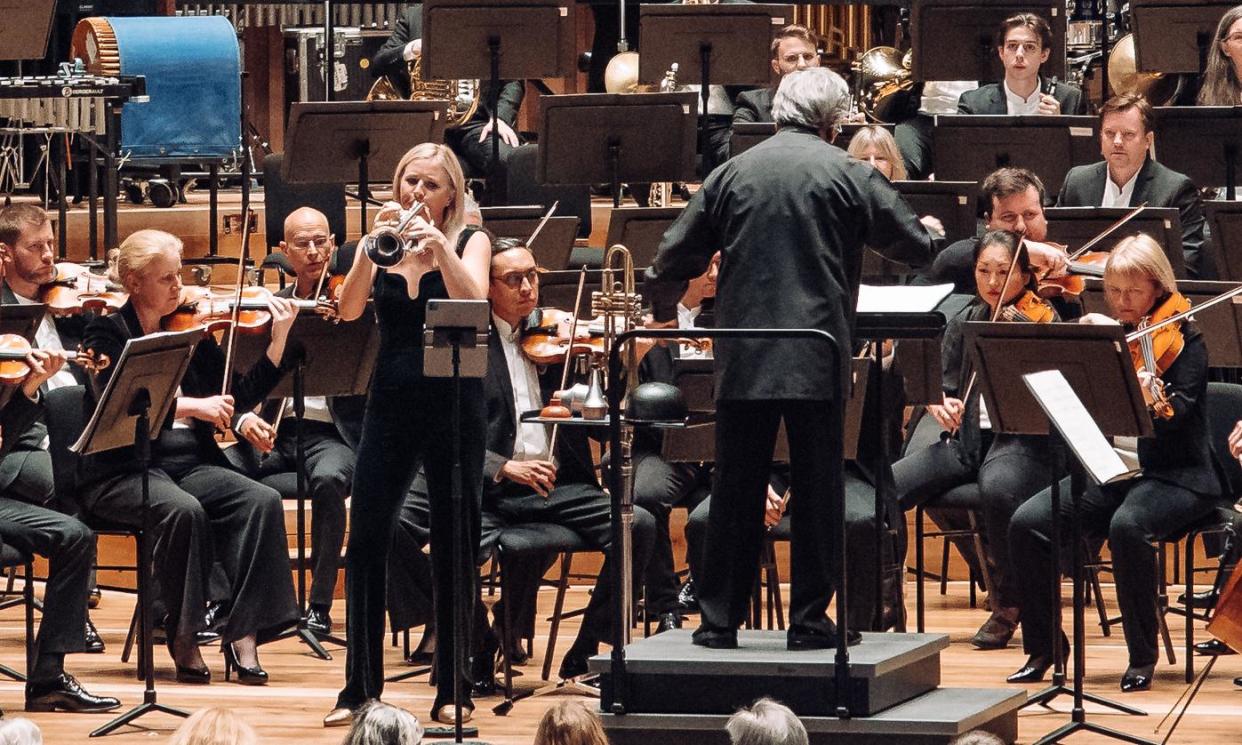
[122,603,139,665]
[769,543,785,631]
[1156,545,1175,666]
[939,534,950,596]
[966,511,995,601]
[24,560,34,683]
[499,550,515,702]
[542,552,572,682]
[1185,532,1197,683]
[1089,567,1111,637]
[915,506,926,634]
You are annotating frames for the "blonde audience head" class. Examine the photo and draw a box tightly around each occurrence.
[533,700,610,745]
[167,707,257,745]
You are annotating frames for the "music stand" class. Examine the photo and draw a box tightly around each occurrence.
[1206,201,1242,282]
[478,206,580,271]
[537,93,698,208]
[424,0,575,177]
[0,0,54,62]
[1153,107,1242,201]
[933,115,1097,195]
[894,181,978,246]
[1131,1,1235,75]
[282,101,448,229]
[729,122,892,160]
[605,207,682,268]
[227,307,381,660]
[637,4,787,156]
[1044,206,1186,277]
[967,322,1154,745]
[910,0,1066,82]
[83,329,202,738]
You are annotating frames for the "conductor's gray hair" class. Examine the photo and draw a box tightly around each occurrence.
[771,67,850,134]
[342,701,424,745]
[725,698,809,745]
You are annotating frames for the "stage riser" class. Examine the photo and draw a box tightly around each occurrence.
[601,727,1016,745]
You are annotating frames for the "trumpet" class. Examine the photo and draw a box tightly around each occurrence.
[363,201,429,267]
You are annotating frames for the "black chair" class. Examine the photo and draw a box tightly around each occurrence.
[0,542,36,682]
[913,483,994,633]
[502,144,592,239]
[260,152,347,285]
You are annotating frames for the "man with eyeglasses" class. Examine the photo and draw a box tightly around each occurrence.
[228,207,364,638]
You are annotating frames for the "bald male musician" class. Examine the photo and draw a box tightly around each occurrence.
[228,207,364,636]
[645,67,935,650]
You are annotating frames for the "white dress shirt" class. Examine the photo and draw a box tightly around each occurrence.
[1102,169,1140,208]
[1003,81,1042,115]
[12,293,80,396]
[494,315,550,462]
[677,302,712,359]
[919,81,978,115]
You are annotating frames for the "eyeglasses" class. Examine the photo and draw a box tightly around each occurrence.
[491,268,541,289]
[1224,33,1242,45]
[289,235,332,252]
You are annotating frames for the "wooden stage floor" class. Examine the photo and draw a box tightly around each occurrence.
[2,579,1241,743]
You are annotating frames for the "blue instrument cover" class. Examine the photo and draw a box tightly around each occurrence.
[109,16,241,160]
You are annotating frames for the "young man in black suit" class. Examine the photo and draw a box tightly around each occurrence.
[957,13,1086,116]
[1057,94,1209,278]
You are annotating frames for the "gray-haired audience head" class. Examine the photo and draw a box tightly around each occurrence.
[725,698,809,745]
[341,701,424,745]
[949,730,1006,745]
[771,67,850,139]
[0,718,42,745]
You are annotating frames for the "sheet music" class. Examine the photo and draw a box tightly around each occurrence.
[1022,369,1138,485]
[857,283,954,314]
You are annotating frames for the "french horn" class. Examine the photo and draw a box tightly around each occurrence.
[852,46,914,123]
[366,53,481,127]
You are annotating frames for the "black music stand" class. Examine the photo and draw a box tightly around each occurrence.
[282,101,448,229]
[0,0,54,61]
[537,93,698,208]
[1153,107,1242,201]
[895,180,979,245]
[729,122,893,160]
[637,4,786,156]
[910,0,1066,82]
[424,0,575,178]
[84,329,202,738]
[1206,201,1242,282]
[967,322,1154,745]
[478,206,579,271]
[605,207,682,268]
[1044,206,1186,277]
[1131,1,1235,75]
[933,115,1097,195]
[227,307,380,660]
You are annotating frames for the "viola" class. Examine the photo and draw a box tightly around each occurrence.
[1037,251,1109,299]
[1000,290,1056,323]
[0,334,108,385]
[161,286,326,334]
[40,263,127,316]
[1126,292,1191,420]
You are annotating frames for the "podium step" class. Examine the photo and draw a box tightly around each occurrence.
[589,629,949,717]
[598,687,1023,745]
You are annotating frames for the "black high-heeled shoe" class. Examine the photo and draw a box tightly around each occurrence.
[222,642,268,686]
[166,639,210,684]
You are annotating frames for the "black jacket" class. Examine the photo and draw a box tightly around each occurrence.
[645,126,935,401]
[956,77,1088,115]
[732,88,774,125]
[1057,157,1208,278]
[370,3,524,127]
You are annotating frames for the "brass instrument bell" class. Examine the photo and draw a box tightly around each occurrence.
[1107,33,1181,106]
[854,46,914,123]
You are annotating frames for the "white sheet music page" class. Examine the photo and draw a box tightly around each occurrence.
[856,283,955,314]
[1022,369,1137,485]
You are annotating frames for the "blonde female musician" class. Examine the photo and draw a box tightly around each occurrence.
[327,143,491,726]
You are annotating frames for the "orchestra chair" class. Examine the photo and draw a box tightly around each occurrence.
[501,144,592,239]
[913,483,993,633]
[260,152,347,285]
[0,542,36,683]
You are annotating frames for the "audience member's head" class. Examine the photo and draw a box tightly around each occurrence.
[0,718,42,745]
[950,730,1006,745]
[725,697,808,745]
[167,707,257,745]
[533,700,609,745]
[342,701,424,745]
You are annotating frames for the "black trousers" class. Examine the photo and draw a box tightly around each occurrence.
[0,495,92,679]
[894,113,934,180]
[1010,476,1216,667]
[336,382,485,710]
[892,431,1055,608]
[701,399,842,633]
[632,451,709,615]
[252,422,353,611]
[0,447,55,508]
[447,122,517,181]
[82,457,297,644]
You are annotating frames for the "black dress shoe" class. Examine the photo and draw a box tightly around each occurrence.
[557,640,598,680]
[1120,664,1154,693]
[1007,655,1054,684]
[692,625,738,649]
[678,579,699,614]
[470,633,498,695]
[1177,589,1219,610]
[25,673,120,713]
[84,619,105,654]
[787,622,862,651]
[1194,638,1235,656]
[87,587,102,610]
[1234,676,1242,688]
[304,608,332,636]
[655,612,682,634]
[970,607,1019,650]
[166,639,211,684]
[223,643,268,685]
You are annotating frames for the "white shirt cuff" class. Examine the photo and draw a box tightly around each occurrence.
[403,39,421,62]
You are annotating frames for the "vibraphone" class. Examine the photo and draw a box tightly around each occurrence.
[175,2,406,29]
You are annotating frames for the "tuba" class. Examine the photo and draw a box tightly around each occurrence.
[366,53,481,127]
[1106,33,1183,106]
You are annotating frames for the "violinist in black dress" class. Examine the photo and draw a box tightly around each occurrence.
[81,229,299,684]
[1007,233,1220,692]
[327,143,492,726]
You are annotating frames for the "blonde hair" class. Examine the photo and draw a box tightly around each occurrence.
[167,708,257,745]
[109,229,182,290]
[391,143,467,245]
[846,125,908,180]
[1105,233,1178,295]
[533,701,609,745]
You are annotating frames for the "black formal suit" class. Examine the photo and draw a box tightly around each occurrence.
[225,283,363,613]
[371,3,525,175]
[731,88,774,125]
[78,302,298,644]
[956,77,1088,115]
[0,282,91,509]
[1011,321,1220,667]
[1057,157,1209,278]
[0,389,94,681]
[645,125,934,636]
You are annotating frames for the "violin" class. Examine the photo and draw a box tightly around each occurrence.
[161,286,327,334]
[1037,251,1109,299]
[0,334,108,385]
[520,307,605,365]
[1126,292,1192,420]
[1000,290,1056,323]
[40,263,127,316]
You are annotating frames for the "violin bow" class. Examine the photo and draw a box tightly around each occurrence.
[548,266,590,459]
[525,201,559,248]
[220,199,253,397]
[1066,202,1148,261]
